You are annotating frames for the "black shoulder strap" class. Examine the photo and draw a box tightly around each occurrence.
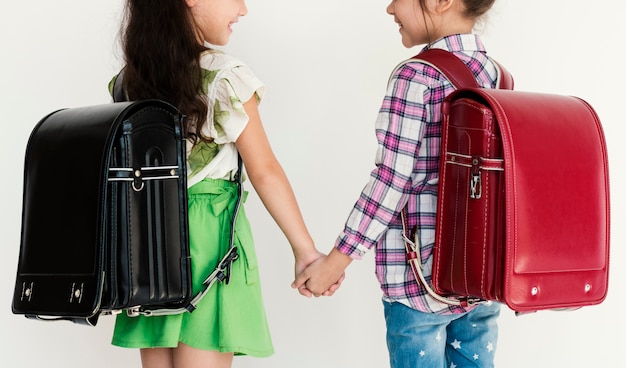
[112,68,127,102]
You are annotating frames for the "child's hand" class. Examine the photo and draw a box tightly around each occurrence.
[291,248,351,297]
[293,249,326,298]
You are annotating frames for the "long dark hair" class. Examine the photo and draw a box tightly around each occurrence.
[120,0,209,143]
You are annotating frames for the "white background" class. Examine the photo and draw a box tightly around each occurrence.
[1,1,624,367]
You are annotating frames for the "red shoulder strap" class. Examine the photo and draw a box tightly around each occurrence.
[493,60,514,90]
[414,48,513,90]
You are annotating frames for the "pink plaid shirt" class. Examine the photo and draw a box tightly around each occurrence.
[335,34,499,314]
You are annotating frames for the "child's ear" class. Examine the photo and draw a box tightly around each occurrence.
[433,0,456,14]
[185,0,197,8]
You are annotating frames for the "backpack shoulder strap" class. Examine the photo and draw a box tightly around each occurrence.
[414,48,514,91]
[112,68,127,102]
[491,59,514,90]
[414,48,480,89]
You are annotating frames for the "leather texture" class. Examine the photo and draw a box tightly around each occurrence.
[419,50,610,312]
[12,100,191,325]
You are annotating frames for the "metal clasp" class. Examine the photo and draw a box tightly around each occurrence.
[470,173,482,199]
[470,157,482,199]
[21,281,34,302]
[132,169,144,192]
[126,307,142,317]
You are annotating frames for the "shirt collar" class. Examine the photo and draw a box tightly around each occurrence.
[422,34,486,54]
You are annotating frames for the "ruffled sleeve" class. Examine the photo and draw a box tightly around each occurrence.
[203,62,265,144]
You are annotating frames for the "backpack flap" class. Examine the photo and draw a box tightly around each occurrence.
[447,88,610,311]
[13,100,191,325]
[13,102,136,324]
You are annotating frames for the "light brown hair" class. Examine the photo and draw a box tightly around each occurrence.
[417,0,495,42]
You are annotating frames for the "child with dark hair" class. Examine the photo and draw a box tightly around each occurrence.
[110,1,336,367]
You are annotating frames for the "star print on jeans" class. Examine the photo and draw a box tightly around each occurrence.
[487,341,494,352]
[450,339,462,349]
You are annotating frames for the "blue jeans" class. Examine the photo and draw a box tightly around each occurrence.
[383,300,501,368]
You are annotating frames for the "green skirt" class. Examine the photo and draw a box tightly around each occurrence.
[111,178,274,357]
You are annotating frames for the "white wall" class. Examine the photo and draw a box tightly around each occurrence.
[2,1,623,367]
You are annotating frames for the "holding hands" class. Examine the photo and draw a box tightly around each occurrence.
[292,248,352,297]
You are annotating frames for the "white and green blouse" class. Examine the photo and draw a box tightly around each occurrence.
[187,50,265,187]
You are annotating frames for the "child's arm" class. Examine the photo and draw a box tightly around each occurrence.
[236,97,324,296]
